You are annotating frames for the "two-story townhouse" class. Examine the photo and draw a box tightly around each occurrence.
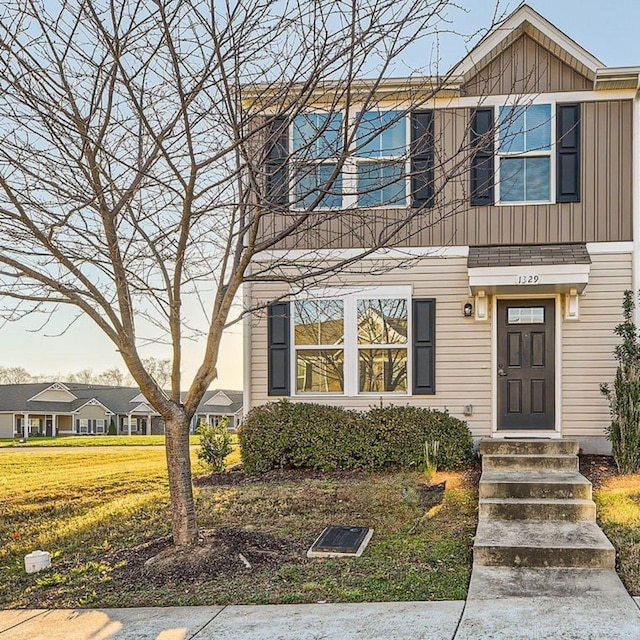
[244,4,640,453]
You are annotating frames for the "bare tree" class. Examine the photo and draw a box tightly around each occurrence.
[0,0,503,545]
[142,357,172,390]
[0,366,32,384]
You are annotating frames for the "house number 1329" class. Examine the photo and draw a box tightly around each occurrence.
[516,274,540,284]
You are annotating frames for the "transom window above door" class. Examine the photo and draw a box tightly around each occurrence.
[498,104,552,204]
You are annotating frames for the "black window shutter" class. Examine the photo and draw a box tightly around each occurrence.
[411,111,434,208]
[556,103,581,203]
[265,116,289,205]
[268,301,290,396]
[413,299,436,395]
[470,108,494,206]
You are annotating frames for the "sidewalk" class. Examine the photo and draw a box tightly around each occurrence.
[2,596,640,640]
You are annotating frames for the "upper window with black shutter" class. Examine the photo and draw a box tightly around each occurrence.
[263,110,435,210]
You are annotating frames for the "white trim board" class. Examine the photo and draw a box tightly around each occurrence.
[254,246,469,263]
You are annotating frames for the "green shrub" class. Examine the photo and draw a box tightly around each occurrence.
[601,289,640,473]
[239,400,472,474]
[197,418,234,473]
[107,419,117,436]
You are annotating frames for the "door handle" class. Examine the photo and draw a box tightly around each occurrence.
[498,366,507,377]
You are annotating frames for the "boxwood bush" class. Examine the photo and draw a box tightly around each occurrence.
[239,400,473,474]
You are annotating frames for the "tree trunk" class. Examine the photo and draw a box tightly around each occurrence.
[165,411,199,546]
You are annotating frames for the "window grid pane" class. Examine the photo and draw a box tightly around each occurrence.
[296,349,344,392]
[357,162,406,207]
[294,299,344,346]
[358,348,408,393]
[355,111,405,158]
[294,164,342,209]
[357,299,408,345]
[292,113,343,159]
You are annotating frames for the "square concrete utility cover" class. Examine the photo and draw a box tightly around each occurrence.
[307,526,374,558]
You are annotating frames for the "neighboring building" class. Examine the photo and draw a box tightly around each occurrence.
[245,5,639,453]
[0,382,243,438]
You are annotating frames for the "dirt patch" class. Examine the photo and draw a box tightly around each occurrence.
[108,528,303,584]
[579,454,618,489]
[195,468,380,487]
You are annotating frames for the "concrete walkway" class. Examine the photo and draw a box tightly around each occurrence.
[1,598,640,640]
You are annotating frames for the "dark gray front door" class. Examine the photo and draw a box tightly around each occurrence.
[497,299,555,430]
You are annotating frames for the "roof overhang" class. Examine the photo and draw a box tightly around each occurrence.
[468,263,590,295]
[467,244,591,295]
[452,5,603,83]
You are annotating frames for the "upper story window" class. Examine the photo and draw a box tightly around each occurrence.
[268,109,426,210]
[497,104,552,203]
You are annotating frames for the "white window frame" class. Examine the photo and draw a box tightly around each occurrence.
[289,109,411,210]
[78,419,89,434]
[495,99,556,206]
[291,285,412,397]
[95,419,106,434]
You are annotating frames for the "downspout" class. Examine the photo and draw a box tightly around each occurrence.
[243,268,252,419]
[634,83,640,324]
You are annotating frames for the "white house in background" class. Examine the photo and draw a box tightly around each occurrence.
[0,382,243,438]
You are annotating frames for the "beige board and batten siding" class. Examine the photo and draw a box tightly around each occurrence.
[0,413,14,438]
[562,251,632,439]
[250,256,493,437]
[259,99,632,251]
[462,33,592,96]
[75,404,110,422]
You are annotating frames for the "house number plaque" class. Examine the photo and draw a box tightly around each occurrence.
[515,274,540,285]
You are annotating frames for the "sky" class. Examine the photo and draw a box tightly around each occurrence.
[1,0,638,391]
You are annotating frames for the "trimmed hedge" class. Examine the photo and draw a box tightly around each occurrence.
[238,401,473,474]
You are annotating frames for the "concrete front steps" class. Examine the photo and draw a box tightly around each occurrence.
[474,438,615,569]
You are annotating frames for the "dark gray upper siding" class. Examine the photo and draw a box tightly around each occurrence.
[0,383,243,416]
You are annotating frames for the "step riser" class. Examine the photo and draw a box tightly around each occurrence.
[479,482,592,500]
[480,439,579,456]
[473,546,615,569]
[479,502,596,522]
[483,456,579,472]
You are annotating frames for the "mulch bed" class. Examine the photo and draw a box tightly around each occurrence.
[579,454,618,489]
[107,527,303,585]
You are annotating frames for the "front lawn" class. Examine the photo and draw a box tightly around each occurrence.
[584,457,640,596]
[0,447,478,607]
[0,435,202,447]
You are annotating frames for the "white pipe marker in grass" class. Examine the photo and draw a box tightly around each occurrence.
[24,550,51,574]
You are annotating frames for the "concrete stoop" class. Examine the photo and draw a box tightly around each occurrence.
[453,438,640,638]
[474,438,614,569]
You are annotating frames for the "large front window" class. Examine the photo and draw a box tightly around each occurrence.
[498,104,552,203]
[293,289,410,395]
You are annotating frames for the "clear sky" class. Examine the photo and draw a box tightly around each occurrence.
[1,0,638,391]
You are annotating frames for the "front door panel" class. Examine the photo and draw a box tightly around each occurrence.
[497,299,555,430]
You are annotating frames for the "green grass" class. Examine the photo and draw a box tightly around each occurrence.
[0,435,203,447]
[594,472,640,595]
[0,448,477,607]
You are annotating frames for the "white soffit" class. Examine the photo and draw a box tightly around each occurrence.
[468,263,590,295]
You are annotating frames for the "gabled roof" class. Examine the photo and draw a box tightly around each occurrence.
[71,397,114,414]
[27,382,77,402]
[0,382,243,416]
[452,4,603,83]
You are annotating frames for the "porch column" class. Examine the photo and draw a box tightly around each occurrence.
[12,413,16,437]
[52,414,57,437]
[127,414,132,436]
[146,414,151,436]
[23,413,29,440]
[206,413,210,426]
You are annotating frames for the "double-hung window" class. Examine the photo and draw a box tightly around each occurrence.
[292,288,410,395]
[292,113,343,209]
[354,111,407,207]
[498,104,552,203]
